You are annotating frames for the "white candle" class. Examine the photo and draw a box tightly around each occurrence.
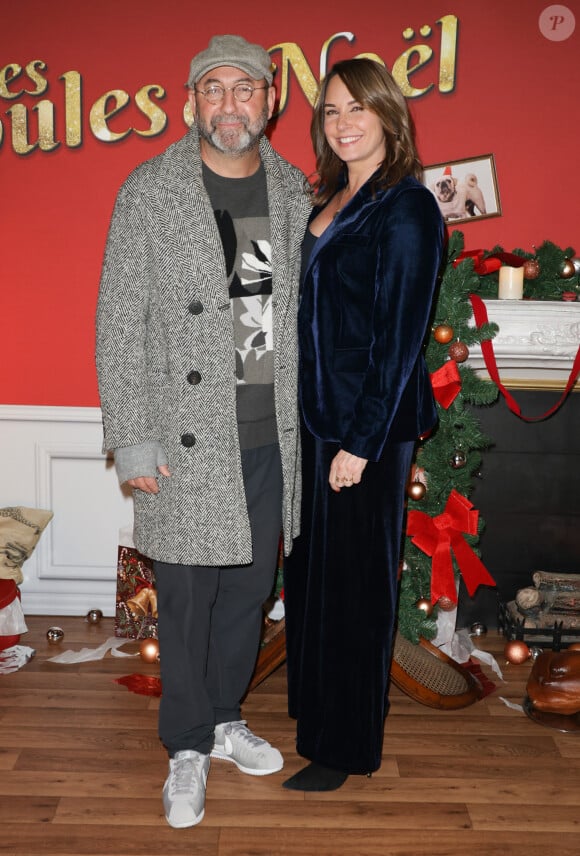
[498,265,524,300]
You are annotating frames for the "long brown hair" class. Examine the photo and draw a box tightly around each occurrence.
[310,58,423,204]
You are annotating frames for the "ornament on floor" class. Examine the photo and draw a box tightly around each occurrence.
[529,646,543,661]
[504,639,531,664]
[139,637,160,663]
[523,257,540,279]
[416,597,433,616]
[407,480,426,501]
[470,622,487,636]
[433,323,454,344]
[448,341,469,363]
[450,449,467,469]
[46,626,64,644]
[86,608,103,624]
[437,595,456,612]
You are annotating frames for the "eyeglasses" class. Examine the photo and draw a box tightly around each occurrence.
[195,83,268,104]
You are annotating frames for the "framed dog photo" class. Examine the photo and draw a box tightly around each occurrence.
[423,154,501,224]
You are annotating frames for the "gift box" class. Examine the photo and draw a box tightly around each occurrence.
[115,543,158,639]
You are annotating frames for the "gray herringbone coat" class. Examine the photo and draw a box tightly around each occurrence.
[96,128,310,565]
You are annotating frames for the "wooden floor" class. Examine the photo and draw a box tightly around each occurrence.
[1,616,580,856]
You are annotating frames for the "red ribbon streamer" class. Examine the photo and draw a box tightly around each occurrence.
[469,293,580,422]
[454,250,524,275]
[407,489,496,604]
[430,361,462,409]
[115,673,162,696]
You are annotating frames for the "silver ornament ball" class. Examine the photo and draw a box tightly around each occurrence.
[470,622,488,637]
[86,608,103,624]
[46,626,65,644]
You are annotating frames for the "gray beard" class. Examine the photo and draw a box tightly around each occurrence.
[196,106,269,157]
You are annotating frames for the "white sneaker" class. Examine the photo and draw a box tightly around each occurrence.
[162,750,209,828]
[211,720,283,776]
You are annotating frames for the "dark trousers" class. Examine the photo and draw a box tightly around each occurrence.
[154,443,282,757]
[284,427,415,774]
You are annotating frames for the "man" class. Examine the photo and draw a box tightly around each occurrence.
[96,34,309,829]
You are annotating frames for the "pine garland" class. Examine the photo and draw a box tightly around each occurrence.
[399,231,579,643]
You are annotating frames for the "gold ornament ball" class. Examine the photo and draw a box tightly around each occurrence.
[416,597,433,616]
[407,480,426,501]
[559,258,575,279]
[437,595,456,612]
[139,637,160,663]
[448,341,469,363]
[46,626,65,644]
[504,640,531,664]
[86,608,103,624]
[434,324,454,344]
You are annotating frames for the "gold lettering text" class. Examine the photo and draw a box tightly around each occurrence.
[134,85,167,137]
[437,14,458,92]
[25,60,49,96]
[268,42,318,116]
[0,63,23,99]
[89,90,131,142]
[61,70,82,147]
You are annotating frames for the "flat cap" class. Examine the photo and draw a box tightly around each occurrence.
[187,35,273,87]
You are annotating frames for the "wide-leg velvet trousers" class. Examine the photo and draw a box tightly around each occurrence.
[284,426,414,774]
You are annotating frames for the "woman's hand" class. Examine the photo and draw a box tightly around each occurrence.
[329,450,368,492]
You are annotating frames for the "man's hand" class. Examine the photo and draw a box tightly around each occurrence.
[128,464,171,494]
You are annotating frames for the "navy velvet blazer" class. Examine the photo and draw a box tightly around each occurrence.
[298,174,444,462]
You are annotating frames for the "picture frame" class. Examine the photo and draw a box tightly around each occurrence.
[423,154,502,224]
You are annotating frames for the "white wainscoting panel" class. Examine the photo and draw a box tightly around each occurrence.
[0,406,134,617]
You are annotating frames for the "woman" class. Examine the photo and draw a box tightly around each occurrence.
[283,58,444,792]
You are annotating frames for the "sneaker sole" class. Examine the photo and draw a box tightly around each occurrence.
[165,807,205,829]
[210,748,283,776]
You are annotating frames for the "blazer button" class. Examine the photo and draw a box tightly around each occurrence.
[180,433,196,448]
[187,370,202,385]
[188,299,204,315]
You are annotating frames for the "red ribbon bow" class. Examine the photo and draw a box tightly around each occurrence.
[406,489,496,604]
[430,361,462,409]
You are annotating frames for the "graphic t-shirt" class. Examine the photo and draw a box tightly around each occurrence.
[202,162,276,449]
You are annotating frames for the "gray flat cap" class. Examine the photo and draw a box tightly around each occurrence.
[187,35,273,87]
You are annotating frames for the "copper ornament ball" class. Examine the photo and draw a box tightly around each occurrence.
[139,637,160,663]
[504,640,531,664]
[407,480,426,501]
[523,258,540,280]
[416,597,433,616]
[448,341,469,363]
[46,626,65,644]
[434,324,454,344]
[559,258,575,279]
[437,595,456,612]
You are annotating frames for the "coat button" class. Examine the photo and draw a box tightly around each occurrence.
[180,433,196,448]
[187,370,202,385]
[188,299,203,315]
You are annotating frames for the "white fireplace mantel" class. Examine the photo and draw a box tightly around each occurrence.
[468,299,580,388]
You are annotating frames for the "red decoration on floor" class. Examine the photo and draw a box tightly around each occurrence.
[465,659,496,698]
[115,673,162,696]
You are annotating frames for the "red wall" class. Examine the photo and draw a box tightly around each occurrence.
[2,1,579,406]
